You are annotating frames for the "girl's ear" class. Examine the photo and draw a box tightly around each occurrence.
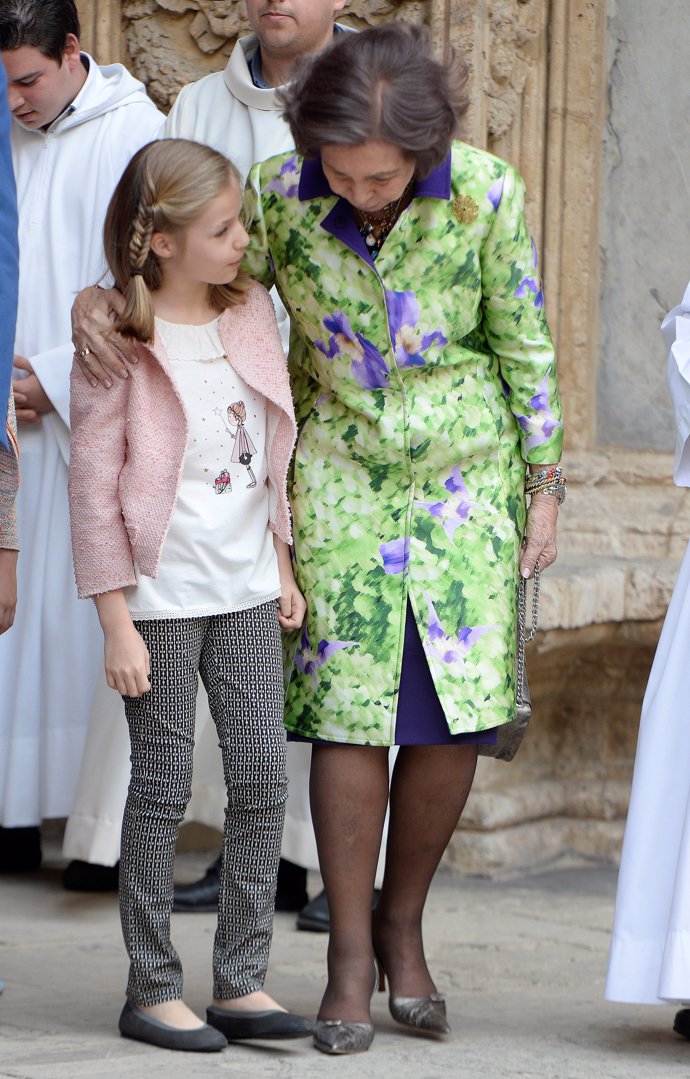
[150,231,175,260]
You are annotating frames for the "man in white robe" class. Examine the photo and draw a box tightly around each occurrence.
[0,54,21,903]
[0,0,163,867]
[606,282,690,1037]
[0,57,19,649]
[68,1,395,923]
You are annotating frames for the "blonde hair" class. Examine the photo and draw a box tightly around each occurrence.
[103,139,251,342]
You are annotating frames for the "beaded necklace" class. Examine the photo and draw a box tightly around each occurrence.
[354,179,414,260]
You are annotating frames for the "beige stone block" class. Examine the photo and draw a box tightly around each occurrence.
[538,557,627,629]
[558,449,690,561]
[462,779,566,830]
[445,817,625,875]
[461,777,628,831]
[76,0,124,64]
[625,561,680,620]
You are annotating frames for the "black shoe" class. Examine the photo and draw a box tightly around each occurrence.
[172,853,221,913]
[296,888,381,933]
[296,888,330,932]
[0,826,42,872]
[118,1001,227,1052]
[206,1004,313,1041]
[674,1009,690,1039]
[275,858,308,912]
[173,854,308,914]
[62,859,119,892]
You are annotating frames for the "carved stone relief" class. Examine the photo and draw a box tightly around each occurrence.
[485,0,538,142]
[341,1,431,29]
[119,1,431,110]
[482,0,549,254]
[122,2,241,109]
[500,0,548,239]
[79,0,606,455]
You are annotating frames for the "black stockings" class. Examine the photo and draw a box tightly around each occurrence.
[309,743,478,1021]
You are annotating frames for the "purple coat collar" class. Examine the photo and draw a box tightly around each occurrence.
[297,153,451,267]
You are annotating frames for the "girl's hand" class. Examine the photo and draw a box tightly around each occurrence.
[0,549,18,634]
[273,536,307,630]
[95,590,151,697]
[278,582,307,631]
[103,622,151,698]
[520,492,559,578]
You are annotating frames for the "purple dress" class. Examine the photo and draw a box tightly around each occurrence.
[289,601,498,747]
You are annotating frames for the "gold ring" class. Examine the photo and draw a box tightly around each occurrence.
[76,346,92,360]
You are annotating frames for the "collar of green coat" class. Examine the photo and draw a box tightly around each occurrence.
[297,151,452,202]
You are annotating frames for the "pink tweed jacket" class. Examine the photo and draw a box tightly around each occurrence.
[69,281,297,600]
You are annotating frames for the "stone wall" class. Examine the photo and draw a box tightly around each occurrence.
[74,1,686,875]
[598,0,690,452]
[78,0,607,454]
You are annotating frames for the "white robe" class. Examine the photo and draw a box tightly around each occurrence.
[0,57,163,827]
[65,32,390,883]
[606,282,690,1003]
[163,34,296,353]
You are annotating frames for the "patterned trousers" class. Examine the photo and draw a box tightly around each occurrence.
[119,602,287,1005]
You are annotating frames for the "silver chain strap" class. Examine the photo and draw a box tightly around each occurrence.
[516,562,540,702]
[521,561,540,643]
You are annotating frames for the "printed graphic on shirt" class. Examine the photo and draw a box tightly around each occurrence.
[214,400,258,489]
[214,468,232,494]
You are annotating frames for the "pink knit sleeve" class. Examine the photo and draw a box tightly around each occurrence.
[249,283,292,390]
[247,285,297,544]
[68,360,137,599]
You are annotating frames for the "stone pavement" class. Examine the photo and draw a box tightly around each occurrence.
[1,848,687,1079]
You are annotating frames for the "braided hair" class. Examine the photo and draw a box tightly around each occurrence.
[103,138,251,342]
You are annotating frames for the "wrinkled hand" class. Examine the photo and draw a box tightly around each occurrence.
[12,355,54,424]
[104,622,151,698]
[277,581,307,631]
[520,492,559,578]
[71,285,132,388]
[0,549,18,634]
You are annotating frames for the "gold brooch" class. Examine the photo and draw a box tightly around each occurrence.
[452,194,479,224]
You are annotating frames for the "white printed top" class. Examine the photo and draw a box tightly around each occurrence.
[125,315,280,619]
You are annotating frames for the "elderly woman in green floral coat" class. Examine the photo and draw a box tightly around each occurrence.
[241,23,564,1054]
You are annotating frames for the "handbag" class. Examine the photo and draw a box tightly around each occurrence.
[478,563,540,762]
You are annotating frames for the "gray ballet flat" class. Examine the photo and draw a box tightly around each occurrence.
[313,1018,375,1055]
[206,1004,313,1040]
[118,1001,227,1052]
[388,993,450,1034]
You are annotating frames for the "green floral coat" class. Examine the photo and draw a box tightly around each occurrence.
[244,140,563,746]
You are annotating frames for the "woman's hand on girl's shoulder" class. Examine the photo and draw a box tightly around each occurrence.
[71,285,134,389]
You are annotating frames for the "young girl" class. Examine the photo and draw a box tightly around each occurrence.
[68,138,311,1053]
